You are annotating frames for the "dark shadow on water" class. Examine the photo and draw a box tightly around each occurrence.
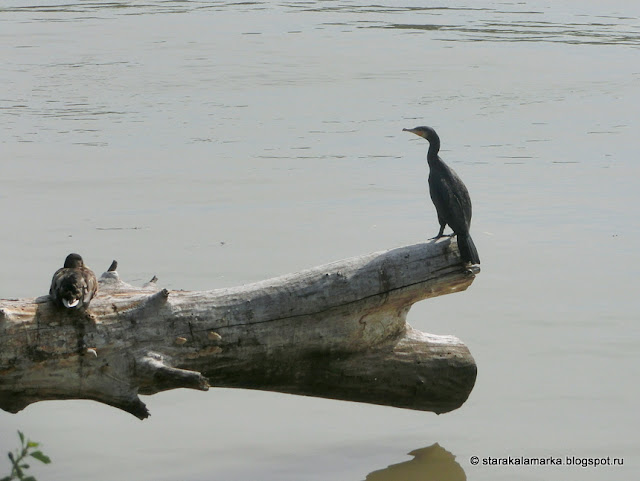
[364,443,466,481]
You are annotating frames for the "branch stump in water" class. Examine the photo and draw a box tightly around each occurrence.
[0,238,478,419]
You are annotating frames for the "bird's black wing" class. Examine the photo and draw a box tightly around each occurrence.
[429,164,472,234]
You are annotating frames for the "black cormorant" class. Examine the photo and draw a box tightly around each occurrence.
[403,126,480,265]
[49,253,98,309]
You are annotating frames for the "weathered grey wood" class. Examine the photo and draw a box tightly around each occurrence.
[0,237,478,419]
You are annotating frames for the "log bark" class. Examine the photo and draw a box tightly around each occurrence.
[0,237,478,419]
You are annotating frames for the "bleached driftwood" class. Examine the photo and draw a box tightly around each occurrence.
[0,238,478,420]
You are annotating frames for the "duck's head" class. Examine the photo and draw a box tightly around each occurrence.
[63,253,85,269]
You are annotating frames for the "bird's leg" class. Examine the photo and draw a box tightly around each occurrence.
[430,224,447,240]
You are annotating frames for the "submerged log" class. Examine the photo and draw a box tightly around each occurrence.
[0,238,479,420]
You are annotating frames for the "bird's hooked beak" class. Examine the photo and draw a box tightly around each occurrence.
[402,127,425,139]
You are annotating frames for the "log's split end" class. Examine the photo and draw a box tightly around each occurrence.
[138,353,210,394]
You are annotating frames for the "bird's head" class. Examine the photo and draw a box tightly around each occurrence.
[63,253,85,269]
[402,126,439,143]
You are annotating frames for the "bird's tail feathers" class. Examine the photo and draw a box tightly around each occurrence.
[457,233,480,265]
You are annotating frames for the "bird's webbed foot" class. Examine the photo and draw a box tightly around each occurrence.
[429,225,451,240]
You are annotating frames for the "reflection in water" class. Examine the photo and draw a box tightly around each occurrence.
[365,444,466,481]
[2,1,638,47]
[0,0,261,16]
[383,20,640,46]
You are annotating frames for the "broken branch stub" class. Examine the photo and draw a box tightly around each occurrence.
[0,237,478,419]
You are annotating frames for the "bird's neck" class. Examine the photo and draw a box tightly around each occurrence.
[427,140,441,167]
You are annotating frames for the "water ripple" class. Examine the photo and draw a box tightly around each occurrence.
[2,1,638,46]
[381,19,640,46]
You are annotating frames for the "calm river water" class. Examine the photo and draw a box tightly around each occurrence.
[1,1,639,480]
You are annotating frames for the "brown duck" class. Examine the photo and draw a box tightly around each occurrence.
[49,253,98,309]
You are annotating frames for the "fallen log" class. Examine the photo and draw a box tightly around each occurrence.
[0,237,479,420]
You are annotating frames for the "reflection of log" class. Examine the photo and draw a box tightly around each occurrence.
[366,443,466,481]
[0,238,478,420]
